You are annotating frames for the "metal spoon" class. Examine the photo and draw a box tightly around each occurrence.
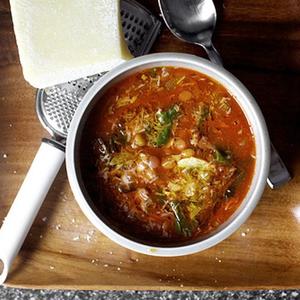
[158,0,222,65]
[158,0,291,188]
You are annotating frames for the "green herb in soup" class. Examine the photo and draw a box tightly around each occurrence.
[81,66,256,244]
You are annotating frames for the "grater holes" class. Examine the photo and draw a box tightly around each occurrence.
[128,45,134,53]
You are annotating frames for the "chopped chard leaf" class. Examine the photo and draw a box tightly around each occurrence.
[214,149,232,163]
[193,103,210,133]
[156,104,180,125]
[149,68,157,78]
[198,104,210,127]
[147,105,180,147]
[170,202,192,237]
[156,124,172,147]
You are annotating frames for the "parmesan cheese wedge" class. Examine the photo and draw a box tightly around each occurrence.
[10,0,133,88]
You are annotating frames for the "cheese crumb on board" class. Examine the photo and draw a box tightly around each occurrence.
[10,0,132,88]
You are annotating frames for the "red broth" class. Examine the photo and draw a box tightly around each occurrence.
[80,67,255,244]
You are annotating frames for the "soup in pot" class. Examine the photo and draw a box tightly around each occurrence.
[80,66,255,244]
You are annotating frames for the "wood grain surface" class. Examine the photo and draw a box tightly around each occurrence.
[0,0,300,290]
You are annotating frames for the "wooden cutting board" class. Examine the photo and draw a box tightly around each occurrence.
[0,0,300,290]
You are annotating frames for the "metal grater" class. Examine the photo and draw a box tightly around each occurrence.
[36,0,161,140]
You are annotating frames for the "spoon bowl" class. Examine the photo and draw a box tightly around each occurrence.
[158,0,222,65]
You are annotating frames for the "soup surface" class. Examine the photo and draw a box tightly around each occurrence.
[81,66,255,244]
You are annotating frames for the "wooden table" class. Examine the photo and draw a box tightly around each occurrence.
[0,0,300,290]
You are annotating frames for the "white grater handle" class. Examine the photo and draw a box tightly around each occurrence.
[0,139,65,284]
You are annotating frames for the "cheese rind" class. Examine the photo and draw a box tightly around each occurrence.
[10,0,132,88]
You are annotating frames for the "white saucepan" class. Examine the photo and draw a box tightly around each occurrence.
[66,53,270,257]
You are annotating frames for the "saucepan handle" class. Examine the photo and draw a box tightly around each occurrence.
[0,139,65,284]
[267,143,291,188]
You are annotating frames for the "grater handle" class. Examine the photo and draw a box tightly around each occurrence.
[0,139,65,284]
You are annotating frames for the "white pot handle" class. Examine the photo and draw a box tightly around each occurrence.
[0,139,65,284]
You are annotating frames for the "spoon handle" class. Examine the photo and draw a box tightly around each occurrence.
[202,43,223,66]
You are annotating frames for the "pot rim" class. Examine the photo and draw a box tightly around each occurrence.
[66,53,270,256]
